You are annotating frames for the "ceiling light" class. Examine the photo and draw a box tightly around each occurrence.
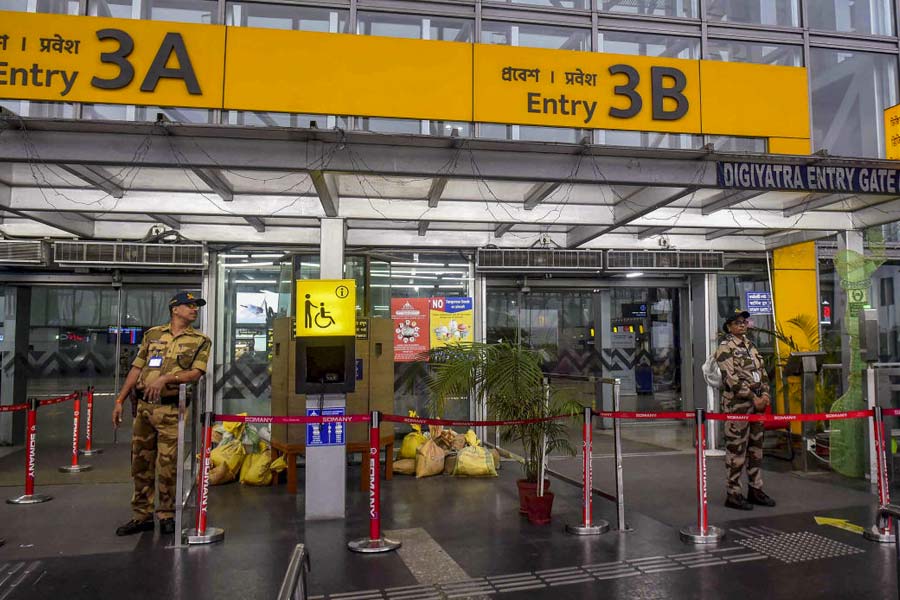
[625,272,644,278]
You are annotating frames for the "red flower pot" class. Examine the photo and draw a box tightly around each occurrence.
[516,479,551,514]
[524,491,555,525]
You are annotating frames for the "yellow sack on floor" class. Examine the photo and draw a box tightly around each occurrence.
[222,415,246,442]
[393,458,416,475]
[453,445,497,477]
[465,429,480,447]
[415,439,446,478]
[240,450,274,486]
[400,410,428,459]
[210,439,245,482]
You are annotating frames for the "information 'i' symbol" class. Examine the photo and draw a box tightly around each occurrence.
[336,285,350,299]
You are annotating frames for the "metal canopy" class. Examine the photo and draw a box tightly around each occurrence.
[0,118,896,251]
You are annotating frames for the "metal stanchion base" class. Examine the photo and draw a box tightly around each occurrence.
[565,520,610,536]
[58,464,92,473]
[184,527,225,545]
[80,449,103,456]
[7,494,52,505]
[0,538,4,547]
[679,525,725,544]
[347,537,402,553]
[863,525,894,543]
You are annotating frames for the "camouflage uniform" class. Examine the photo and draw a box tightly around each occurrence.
[130,324,210,521]
[715,333,769,497]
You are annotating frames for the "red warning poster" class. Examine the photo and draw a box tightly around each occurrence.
[391,298,430,362]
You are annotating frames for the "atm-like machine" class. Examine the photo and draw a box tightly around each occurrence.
[270,278,393,520]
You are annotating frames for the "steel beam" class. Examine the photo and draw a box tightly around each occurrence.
[705,228,742,240]
[0,181,93,237]
[149,214,181,230]
[427,177,447,208]
[59,164,125,198]
[567,186,698,247]
[523,181,561,210]
[764,230,837,250]
[244,216,266,232]
[4,187,855,231]
[637,226,671,239]
[191,168,234,202]
[701,190,765,215]
[782,193,855,217]
[495,223,514,238]
[0,126,722,187]
[310,170,339,217]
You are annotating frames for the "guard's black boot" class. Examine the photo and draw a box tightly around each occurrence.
[748,487,776,507]
[116,519,154,536]
[159,518,176,534]
[724,494,754,511]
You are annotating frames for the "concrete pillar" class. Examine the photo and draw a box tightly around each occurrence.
[0,287,31,445]
[306,218,347,520]
[690,274,720,450]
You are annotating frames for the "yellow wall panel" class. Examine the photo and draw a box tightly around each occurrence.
[223,28,473,121]
[768,137,811,155]
[771,241,819,430]
[700,61,810,139]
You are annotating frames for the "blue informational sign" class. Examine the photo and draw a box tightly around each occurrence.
[307,407,346,446]
[745,291,772,315]
[718,161,900,195]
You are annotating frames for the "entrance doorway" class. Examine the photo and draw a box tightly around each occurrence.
[485,279,692,453]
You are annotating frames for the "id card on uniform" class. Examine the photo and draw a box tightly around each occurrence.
[752,371,761,383]
[148,356,163,368]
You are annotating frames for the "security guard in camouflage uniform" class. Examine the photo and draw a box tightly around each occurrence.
[715,309,776,511]
[112,292,211,536]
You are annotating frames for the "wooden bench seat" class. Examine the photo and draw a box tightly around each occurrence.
[270,436,395,494]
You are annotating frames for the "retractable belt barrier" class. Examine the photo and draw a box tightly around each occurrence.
[80,387,103,457]
[203,407,891,551]
[6,391,81,506]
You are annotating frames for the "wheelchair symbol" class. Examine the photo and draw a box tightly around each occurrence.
[305,294,336,329]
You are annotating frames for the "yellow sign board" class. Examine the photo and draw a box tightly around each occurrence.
[885,103,900,160]
[224,28,472,122]
[0,11,810,141]
[0,11,225,108]
[296,279,356,338]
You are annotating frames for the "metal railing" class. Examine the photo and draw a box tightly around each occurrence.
[878,504,900,598]
[278,544,311,600]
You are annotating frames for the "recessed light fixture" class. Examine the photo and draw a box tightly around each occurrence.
[625,272,644,278]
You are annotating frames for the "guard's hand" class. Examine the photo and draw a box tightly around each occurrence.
[144,377,167,402]
[752,395,768,412]
[112,402,123,428]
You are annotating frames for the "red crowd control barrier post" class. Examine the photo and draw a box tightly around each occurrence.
[348,411,401,554]
[566,405,609,536]
[80,387,102,457]
[60,391,92,473]
[866,406,894,543]
[680,409,724,544]
[7,398,52,505]
[185,412,224,545]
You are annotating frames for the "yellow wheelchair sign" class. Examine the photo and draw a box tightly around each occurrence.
[296,279,356,337]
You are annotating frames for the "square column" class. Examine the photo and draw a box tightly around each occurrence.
[306,218,348,520]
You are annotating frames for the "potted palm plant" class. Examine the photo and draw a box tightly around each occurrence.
[424,342,581,524]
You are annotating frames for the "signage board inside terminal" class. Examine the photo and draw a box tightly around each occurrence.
[717,161,900,194]
[0,11,810,140]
